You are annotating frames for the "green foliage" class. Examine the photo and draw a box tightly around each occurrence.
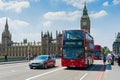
[102,46,110,55]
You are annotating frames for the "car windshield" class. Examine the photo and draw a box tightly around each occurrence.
[34,55,48,60]
[62,48,84,59]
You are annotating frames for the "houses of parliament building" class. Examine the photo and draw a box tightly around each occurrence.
[0,19,62,58]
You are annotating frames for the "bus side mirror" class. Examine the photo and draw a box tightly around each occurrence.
[60,48,62,52]
[60,48,63,58]
[85,47,88,50]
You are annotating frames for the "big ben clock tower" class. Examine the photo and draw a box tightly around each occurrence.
[80,2,90,33]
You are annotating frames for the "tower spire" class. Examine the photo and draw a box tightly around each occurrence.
[84,1,86,10]
[83,1,88,16]
[5,18,9,31]
[2,18,12,46]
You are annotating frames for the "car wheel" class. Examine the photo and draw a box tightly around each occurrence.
[44,64,48,69]
[53,62,56,67]
[30,66,33,69]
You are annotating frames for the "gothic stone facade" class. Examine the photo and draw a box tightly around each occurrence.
[0,19,62,58]
[113,32,120,54]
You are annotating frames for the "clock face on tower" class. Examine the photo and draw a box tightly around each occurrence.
[82,21,87,27]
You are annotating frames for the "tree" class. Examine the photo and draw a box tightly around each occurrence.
[102,46,110,55]
[101,47,105,55]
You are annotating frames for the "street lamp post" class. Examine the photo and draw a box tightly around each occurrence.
[27,43,31,61]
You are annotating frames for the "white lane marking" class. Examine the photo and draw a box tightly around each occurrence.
[11,70,16,72]
[90,60,101,70]
[25,67,64,80]
[79,60,101,80]
[90,65,96,70]
[79,73,88,80]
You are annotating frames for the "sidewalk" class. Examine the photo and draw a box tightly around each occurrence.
[0,60,26,65]
[103,62,120,80]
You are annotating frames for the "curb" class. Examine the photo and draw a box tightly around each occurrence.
[0,60,26,65]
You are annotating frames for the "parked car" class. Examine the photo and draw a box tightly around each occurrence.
[29,55,56,69]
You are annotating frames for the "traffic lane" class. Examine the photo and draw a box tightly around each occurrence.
[0,62,28,77]
[80,60,106,80]
[0,62,34,80]
[0,62,27,70]
[0,59,103,80]
[25,65,100,80]
[0,58,60,72]
[0,66,61,80]
[0,59,61,80]
[30,60,104,80]
[25,67,87,80]
[25,60,101,80]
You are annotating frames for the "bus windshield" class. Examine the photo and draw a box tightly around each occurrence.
[94,46,101,50]
[94,51,101,57]
[64,30,84,40]
[62,48,84,59]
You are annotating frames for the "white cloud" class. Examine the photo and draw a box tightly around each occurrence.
[113,0,120,5]
[0,17,40,43]
[0,17,29,32]
[0,17,31,42]
[13,33,40,42]
[90,10,108,19]
[43,21,52,27]
[10,19,29,30]
[32,0,40,2]
[44,11,81,21]
[103,1,109,6]
[63,0,95,9]
[29,0,40,2]
[0,0,29,13]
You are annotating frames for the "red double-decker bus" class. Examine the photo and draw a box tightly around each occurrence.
[61,29,94,68]
[93,44,102,60]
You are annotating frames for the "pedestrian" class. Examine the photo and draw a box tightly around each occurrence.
[25,53,28,61]
[33,54,37,59]
[117,54,120,66]
[111,53,115,65]
[103,54,107,65]
[107,53,112,64]
[115,54,118,62]
[27,53,31,61]
[4,54,8,62]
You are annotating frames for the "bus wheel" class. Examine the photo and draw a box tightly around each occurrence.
[67,66,71,69]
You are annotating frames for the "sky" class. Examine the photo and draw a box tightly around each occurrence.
[0,0,120,50]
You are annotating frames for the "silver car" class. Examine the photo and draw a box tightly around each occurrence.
[29,55,56,69]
